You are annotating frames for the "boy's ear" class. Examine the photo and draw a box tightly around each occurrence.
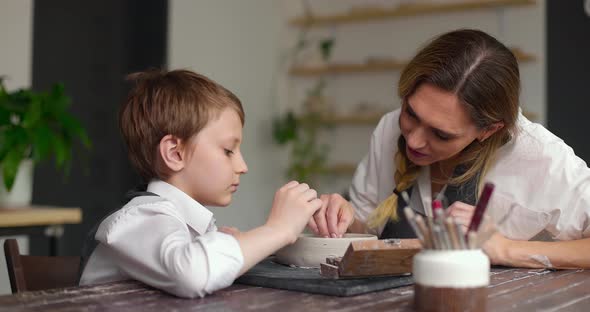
[159,134,185,172]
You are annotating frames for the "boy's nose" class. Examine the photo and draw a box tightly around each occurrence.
[236,154,248,174]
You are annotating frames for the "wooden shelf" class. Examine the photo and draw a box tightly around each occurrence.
[320,113,384,125]
[300,108,536,127]
[291,0,535,27]
[291,48,535,77]
[291,60,406,76]
[317,112,387,125]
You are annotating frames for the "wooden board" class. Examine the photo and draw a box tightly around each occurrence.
[0,206,82,227]
[321,239,422,278]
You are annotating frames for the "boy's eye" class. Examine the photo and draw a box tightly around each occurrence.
[224,149,234,156]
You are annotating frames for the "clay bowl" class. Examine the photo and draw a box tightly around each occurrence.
[274,233,377,268]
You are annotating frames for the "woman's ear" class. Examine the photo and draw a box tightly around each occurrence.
[478,122,505,142]
[159,134,185,172]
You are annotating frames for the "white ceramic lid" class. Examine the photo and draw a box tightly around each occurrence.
[413,249,490,288]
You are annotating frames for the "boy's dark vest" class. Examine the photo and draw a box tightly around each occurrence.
[379,167,480,239]
[78,185,159,281]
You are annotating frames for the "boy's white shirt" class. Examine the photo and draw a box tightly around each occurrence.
[350,108,590,241]
[79,180,244,298]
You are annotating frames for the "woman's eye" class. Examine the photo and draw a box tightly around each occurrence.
[224,149,234,156]
[435,131,451,141]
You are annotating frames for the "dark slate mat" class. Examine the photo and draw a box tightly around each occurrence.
[236,258,414,297]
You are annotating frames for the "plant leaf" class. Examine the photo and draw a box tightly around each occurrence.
[31,125,53,162]
[57,113,91,148]
[22,96,42,128]
[52,134,69,168]
[0,81,92,185]
[272,111,298,145]
[2,146,25,191]
[47,83,70,113]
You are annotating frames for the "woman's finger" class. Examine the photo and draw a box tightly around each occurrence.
[307,216,319,235]
[313,195,330,237]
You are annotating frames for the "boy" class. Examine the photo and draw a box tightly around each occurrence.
[79,69,322,298]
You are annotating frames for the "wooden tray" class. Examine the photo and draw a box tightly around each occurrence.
[320,239,422,279]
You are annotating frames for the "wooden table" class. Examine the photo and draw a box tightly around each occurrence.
[0,267,588,311]
[0,206,82,256]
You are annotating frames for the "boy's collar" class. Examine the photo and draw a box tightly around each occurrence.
[146,179,214,235]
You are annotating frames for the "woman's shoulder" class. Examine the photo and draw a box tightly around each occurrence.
[490,112,586,189]
[373,108,402,139]
[507,113,571,159]
[379,108,401,125]
[489,113,590,240]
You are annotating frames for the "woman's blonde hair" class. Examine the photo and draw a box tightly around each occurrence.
[367,29,520,229]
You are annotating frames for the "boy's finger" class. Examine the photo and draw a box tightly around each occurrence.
[308,198,323,211]
[283,181,300,189]
[292,183,310,194]
[301,188,318,202]
[279,181,299,193]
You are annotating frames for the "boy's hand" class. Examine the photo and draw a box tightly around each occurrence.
[266,181,323,244]
[307,193,355,238]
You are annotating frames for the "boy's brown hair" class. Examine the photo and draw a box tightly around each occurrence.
[119,69,244,181]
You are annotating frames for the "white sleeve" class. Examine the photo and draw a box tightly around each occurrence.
[96,204,243,298]
[349,110,399,235]
[542,140,590,240]
[487,121,590,241]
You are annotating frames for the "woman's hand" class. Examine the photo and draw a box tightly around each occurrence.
[446,201,476,233]
[482,232,512,266]
[219,226,240,236]
[307,193,355,238]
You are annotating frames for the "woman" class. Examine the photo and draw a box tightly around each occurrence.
[309,29,590,269]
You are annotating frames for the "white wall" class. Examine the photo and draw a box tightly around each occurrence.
[169,0,288,229]
[168,0,546,229]
[0,0,33,295]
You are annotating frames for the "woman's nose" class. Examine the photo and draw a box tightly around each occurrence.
[406,127,427,149]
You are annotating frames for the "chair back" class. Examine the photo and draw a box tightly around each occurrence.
[3,238,81,293]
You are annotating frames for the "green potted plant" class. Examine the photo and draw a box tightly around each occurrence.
[0,79,91,206]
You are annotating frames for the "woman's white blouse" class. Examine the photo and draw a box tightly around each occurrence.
[350,108,590,241]
[79,180,244,298]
